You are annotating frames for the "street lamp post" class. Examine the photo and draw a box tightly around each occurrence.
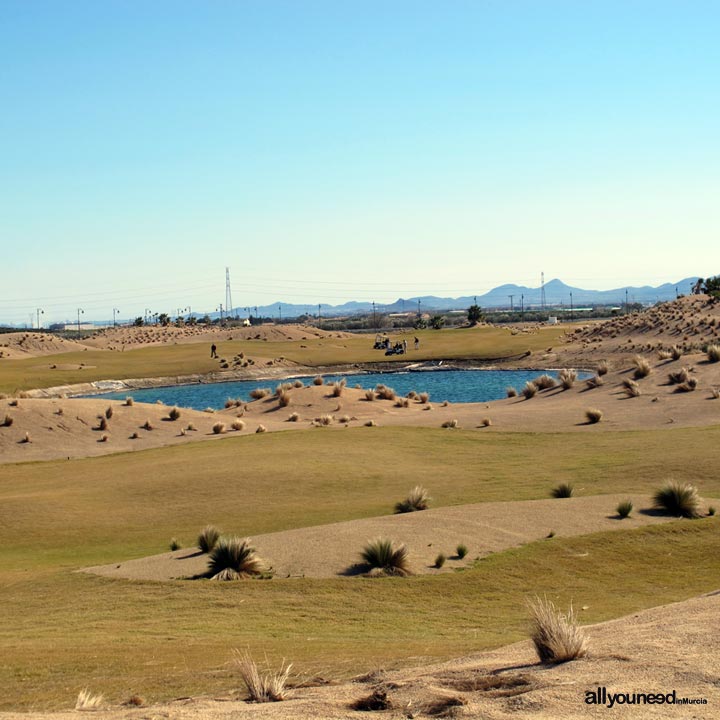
[77,308,84,334]
[36,308,44,329]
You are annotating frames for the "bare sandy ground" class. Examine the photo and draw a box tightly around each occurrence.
[2,590,717,719]
[84,494,678,581]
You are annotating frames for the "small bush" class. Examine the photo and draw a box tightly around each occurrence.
[616,500,633,518]
[632,355,652,379]
[186,422,196,431]
[479,417,492,427]
[675,377,698,392]
[434,553,446,569]
[208,536,263,580]
[231,420,245,431]
[418,391,430,403]
[623,379,641,397]
[105,406,113,420]
[168,407,181,421]
[316,414,333,426]
[170,538,181,551]
[249,388,270,400]
[277,390,291,407]
[287,412,300,422]
[551,482,573,498]
[198,525,221,553]
[212,422,226,434]
[394,397,409,408]
[528,596,588,664]
[653,481,701,518]
[293,379,304,388]
[331,381,345,397]
[671,345,683,360]
[364,419,376,427]
[668,367,689,384]
[596,360,608,376]
[376,385,396,401]
[395,485,430,513]
[558,368,577,389]
[585,408,603,424]
[234,649,292,702]
[456,543,468,559]
[124,396,134,406]
[441,418,458,428]
[364,389,375,401]
[313,376,324,385]
[506,386,518,398]
[360,538,411,576]
[585,375,603,388]
[256,424,267,433]
[707,344,720,362]
[1,414,13,427]
[142,420,153,431]
[75,688,104,711]
[97,416,108,431]
[534,374,556,390]
[522,382,538,399]
[711,387,720,399]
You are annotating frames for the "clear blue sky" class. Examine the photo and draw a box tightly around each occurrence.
[1,1,718,324]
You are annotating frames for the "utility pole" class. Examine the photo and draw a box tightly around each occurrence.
[625,288,629,314]
[318,304,322,327]
[36,307,44,329]
[217,303,224,323]
[372,301,377,328]
[521,294,524,319]
[225,267,233,319]
[77,308,84,334]
[279,304,282,323]
[570,292,573,322]
[113,308,120,327]
[540,272,546,312]
[508,295,514,312]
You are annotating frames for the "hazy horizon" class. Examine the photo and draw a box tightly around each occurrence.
[2,2,718,324]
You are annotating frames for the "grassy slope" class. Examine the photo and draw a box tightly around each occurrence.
[1,426,719,708]
[0,325,569,394]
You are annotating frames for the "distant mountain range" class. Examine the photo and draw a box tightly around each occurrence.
[216,277,700,319]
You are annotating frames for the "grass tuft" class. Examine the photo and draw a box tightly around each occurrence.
[596,360,608,376]
[707,344,720,363]
[234,650,292,702]
[533,374,556,390]
[585,408,603,424]
[212,422,226,434]
[256,424,267,433]
[418,391,430,403]
[675,377,698,392]
[1,414,13,427]
[632,355,652,379]
[558,368,577,390]
[75,688,104,711]
[434,553,446,569]
[394,485,430,513]
[653,481,701,518]
[456,543,468,559]
[551,482,574,498]
[198,525,221,553]
[287,412,300,422]
[231,420,245,431]
[441,419,458,428]
[208,536,263,580]
[124,396,134,406]
[249,388,270,400]
[313,376,324,386]
[360,538,411,576]
[616,500,633,519]
[622,379,641,397]
[527,596,588,664]
[522,382,538,399]
[506,386,518,398]
[168,407,181,421]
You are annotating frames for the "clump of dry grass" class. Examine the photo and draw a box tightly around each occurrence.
[671,345,683,360]
[616,499,633,518]
[707,344,720,362]
[479,417,492,427]
[99,434,109,442]
[364,419,376,427]
[434,553,446,569]
[287,412,300,422]
[186,422,196,431]
[339,415,351,424]
[234,650,292,702]
[212,422,226,434]
[142,419,153,431]
[395,485,430,513]
[313,376,324,386]
[533,374,556,390]
[394,397,410,408]
[21,431,31,443]
[632,355,652,379]
[668,367,690,384]
[551,482,574,498]
[585,408,603,424]
[316,414,334,426]
[168,406,181,421]
[275,382,292,396]
[522,382,538,399]
[8,399,19,407]
[506,386,518,398]
[256,424,267,433]
[129,431,139,439]
[558,368,577,389]
[249,388,270,400]
[376,385,396,401]
[277,390,291,407]
[231,419,245,431]
[1,414,13,427]
[360,538,411,576]
[657,349,673,360]
[105,406,113,420]
[293,379,304,388]
[208,536,263,580]
[653,481,701,518]
[418,391,430,403]
[75,688,104,711]
[528,596,588,664]
[596,359,609,376]
[198,525,221,553]
[124,396,134,406]
[675,377,698,392]
[331,380,346,397]
[623,379,641,397]
[441,419,458,428]
[585,375,603,388]
[203,407,215,413]
[364,389,375,401]
[711,387,720,399]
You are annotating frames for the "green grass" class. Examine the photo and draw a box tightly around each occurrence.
[1,425,719,709]
[0,325,569,394]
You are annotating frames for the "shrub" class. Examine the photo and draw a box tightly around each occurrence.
[675,377,698,392]
[558,368,577,389]
[208,536,263,580]
[316,414,333,426]
[527,596,588,664]
[339,415,351,424]
[293,379,304,388]
[313,376,324,385]
[186,422,196,431]
[522,382,538,399]
[275,382,292,396]
[142,420,153,431]
[97,416,108,431]
[671,345,683,360]
[256,424,267,433]
[212,422,226,434]
[277,390,291,407]
[711,387,720,399]
[623,379,641,397]
[585,408,603,424]
[234,649,292,702]
[533,374,556,390]
[231,420,245,431]
[1,414,12,427]
[75,688,104,711]
[395,485,430,513]
[506,386,518,398]
[632,355,652,379]
[585,375,603,388]
[653,481,701,518]
[170,538,181,551]
[124,396,134,406]
[668,367,689,384]
[360,538,411,576]
[105,406,113,420]
[99,434,109,442]
[331,381,345,397]
[364,419,376,427]
[168,407,181,421]
[418,391,430,403]
[551,482,574,498]
[480,417,492,427]
[198,525,221,553]
[249,388,270,400]
[394,397,409,408]
[596,360,608,376]
[376,385,396,401]
[8,399,18,407]
[129,431,139,439]
[364,389,375,401]
[441,419,458,428]
[434,553,446,569]
[707,344,720,362]
[709,506,716,516]
[456,543,468,559]
[616,500,633,519]
[287,412,300,422]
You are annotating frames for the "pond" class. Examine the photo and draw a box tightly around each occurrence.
[88,368,590,410]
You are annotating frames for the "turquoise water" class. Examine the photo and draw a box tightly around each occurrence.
[88,369,589,410]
